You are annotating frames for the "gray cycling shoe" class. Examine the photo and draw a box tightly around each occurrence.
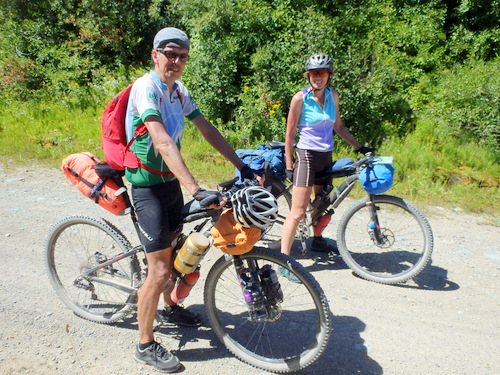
[135,341,180,373]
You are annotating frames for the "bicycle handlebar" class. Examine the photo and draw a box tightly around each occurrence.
[352,152,376,168]
[181,178,258,222]
[352,152,393,170]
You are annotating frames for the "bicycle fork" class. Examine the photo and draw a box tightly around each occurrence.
[233,257,283,322]
[366,196,387,246]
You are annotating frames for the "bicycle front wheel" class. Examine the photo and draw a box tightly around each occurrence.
[337,195,434,284]
[45,215,140,323]
[204,247,331,373]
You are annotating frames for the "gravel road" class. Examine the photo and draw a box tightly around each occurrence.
[0,163,498,375]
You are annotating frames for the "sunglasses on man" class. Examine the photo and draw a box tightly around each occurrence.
[157,48,190,62]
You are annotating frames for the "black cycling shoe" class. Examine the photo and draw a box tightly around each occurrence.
[311,236,339,255]
[157,305,203,327]
[134,341,180,373]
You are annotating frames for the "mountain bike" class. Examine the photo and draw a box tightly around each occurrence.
[45,174,331,373]
[259,141,434,285]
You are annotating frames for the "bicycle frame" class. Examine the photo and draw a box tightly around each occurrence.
[311,173,360,225]
[261,142,433,284]
[77,174,267,304]
[80,245,142,295]
[266,142,389,249]
[46,171,333,372]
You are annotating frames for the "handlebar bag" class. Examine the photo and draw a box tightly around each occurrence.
[359,163,395,195]
[210,209,262,255]
[61,152,130,215]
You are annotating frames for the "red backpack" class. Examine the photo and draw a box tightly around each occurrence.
[101,84,180,177]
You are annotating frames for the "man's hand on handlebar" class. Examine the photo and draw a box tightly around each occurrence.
[193,188,227,209]
[240,165,255,180]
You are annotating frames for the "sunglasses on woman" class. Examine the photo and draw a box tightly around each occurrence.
[309,70,329,78]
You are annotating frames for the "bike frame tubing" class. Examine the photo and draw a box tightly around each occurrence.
[312,173,359,223]
[81,246,141,295]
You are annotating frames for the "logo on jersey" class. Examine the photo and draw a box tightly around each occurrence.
[147,90,158,104]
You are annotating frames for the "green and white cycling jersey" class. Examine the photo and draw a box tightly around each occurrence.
[125,70,201,186]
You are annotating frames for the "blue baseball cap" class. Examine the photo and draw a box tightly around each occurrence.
[153,27,190,50]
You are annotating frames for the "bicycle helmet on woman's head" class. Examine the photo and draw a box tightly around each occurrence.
[231,186,278,230]
[305,54,333,72]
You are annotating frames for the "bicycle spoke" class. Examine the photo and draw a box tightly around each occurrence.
[204,248,330,372]
[338,196,433,283]
[46,216,138,323]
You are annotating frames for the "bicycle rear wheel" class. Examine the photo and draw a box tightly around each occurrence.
[45,215,140,323]
[337,195,434,284]
[204,247,331,373]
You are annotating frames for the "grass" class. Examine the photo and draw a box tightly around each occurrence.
[0,97,498,217]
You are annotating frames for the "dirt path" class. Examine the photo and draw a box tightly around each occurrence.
[0,164,498,375]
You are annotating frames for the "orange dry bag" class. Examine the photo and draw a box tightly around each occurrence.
[61,152,130,216]
[210,209,262,255]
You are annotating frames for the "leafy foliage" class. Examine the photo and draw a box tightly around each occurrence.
[0,0,499,210]
[409,59,499,156]
[0,0,179,102]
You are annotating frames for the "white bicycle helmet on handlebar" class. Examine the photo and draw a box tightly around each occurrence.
[231,186,278,230]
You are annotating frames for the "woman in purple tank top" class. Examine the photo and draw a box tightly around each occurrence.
[279,54,375,269]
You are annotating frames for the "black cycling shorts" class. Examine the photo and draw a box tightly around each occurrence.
[294,149,333,187]
[131,181,184,253]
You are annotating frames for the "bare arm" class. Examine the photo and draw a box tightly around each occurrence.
[285,92,303,170]
[190,113,246,171]
[332,90,362,150]
[144,115,201,195]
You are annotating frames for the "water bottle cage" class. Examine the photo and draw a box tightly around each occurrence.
[311,185,334,216]
[312,209,329,226]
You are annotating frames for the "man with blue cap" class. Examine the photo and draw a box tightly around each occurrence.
[128,27,254,372]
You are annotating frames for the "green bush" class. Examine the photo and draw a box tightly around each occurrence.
[1,0,499,213]
[409,59,500,160]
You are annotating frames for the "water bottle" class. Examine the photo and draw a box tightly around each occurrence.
[170,270,200,304]
[314,213,332,235]
[239,273,268,321]
[312,185,333,210]
[173,233,210,274]
[260,265,283,304]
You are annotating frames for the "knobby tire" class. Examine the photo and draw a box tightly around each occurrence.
[337,195,434,284]
[45,215,139,323]
[203,246,331,373]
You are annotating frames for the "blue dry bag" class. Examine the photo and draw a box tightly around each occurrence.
[359,163,395,194]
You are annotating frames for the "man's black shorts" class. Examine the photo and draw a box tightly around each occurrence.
[131,180,184,253]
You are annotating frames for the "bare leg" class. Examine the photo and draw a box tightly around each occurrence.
[281,186,312,256]
[137,247,173,344]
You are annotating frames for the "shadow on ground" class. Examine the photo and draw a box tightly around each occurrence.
[113,307,382,374]
[290,239,459,292]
